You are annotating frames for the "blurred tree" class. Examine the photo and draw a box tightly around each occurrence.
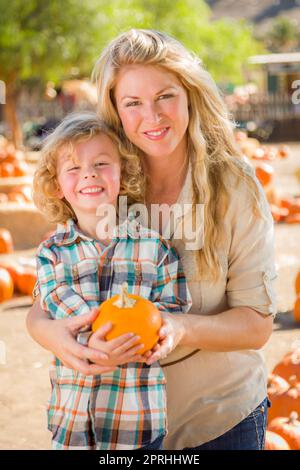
[0,0,108,146]
[94,0,263,85]
[264,16,300,52]
[0,0,262,146]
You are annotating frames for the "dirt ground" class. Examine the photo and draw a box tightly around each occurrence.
[0,143,299,450]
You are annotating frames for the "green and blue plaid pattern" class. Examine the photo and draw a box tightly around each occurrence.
[36,217,191,450]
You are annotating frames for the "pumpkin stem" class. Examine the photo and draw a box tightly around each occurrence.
[291,351,300,365]
[113,282,136,309]
[289,411,298,424]
[289,375,298,387]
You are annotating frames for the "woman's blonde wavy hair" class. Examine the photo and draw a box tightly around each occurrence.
[92,29,264,282]
[33,111,142,224]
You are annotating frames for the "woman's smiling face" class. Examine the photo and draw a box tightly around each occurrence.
[114,64,189,161]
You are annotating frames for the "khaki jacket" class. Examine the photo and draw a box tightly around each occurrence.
[159,161,277,449]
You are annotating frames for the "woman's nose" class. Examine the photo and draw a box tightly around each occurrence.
[144,103,162,123]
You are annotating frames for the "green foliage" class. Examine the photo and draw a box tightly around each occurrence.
[0,0,263,87]
[264,16,300,52]
[0,0,104,81]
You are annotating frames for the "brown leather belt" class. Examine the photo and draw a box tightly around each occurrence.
[161,349,200,368]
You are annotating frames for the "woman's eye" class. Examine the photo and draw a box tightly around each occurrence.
[158,94,173,100]
[125,100,140,107]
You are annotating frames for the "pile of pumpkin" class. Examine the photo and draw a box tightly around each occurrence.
[294,271,300,324]
[0,136,33,204]
[0,136,31,179]
[235,131,300,224]
[0,184,33,204]
[0,228,37,303]
[266,349,300,450]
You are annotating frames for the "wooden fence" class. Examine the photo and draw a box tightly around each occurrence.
[232,93,300,123]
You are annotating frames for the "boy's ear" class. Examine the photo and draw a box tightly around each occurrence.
[57,185,64,199]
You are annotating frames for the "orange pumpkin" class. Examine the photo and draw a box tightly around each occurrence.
[0,228,14,254]
[0,193,8,203]
[8,192,26,203]
[255,163,274,187]
[287,201,300,215]
[265,430,291,450]
[294,297,300,323]
[2,155,17,165]
[280,198,293,211]
[0,162,15,177]
[273,350,300,383]
[296,272,300,296]
[0,262,21,287]
[268,412,300,450]
[13,160,30,177]
[11,185,32,202]
[92,283,162,354]
[269,204,289,223]
[16,268,37,297]
[285,214,300,224]
[268,382,300,423]
[0,267,14,303]
[278,145,290,159]
[267,374,290,397]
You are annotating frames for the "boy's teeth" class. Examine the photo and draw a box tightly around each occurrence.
[80,188,103,194]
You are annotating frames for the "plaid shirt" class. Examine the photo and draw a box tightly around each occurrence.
[36,217,191,450]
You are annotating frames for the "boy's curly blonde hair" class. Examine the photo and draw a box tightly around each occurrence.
[33,111,143,224]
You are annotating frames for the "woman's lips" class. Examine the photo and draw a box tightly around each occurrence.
[143,127,170,140]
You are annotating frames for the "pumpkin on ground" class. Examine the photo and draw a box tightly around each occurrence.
[0,267,14,303]
[296,272,300,296]
[267,374,290,397]
[272,350,300,383]
[255,163,274,187]
[92,282,162,355]
[15,268,37,297]
[268,381,300,423]
[285,214,300,224]
[268,412,300,450]
[0,228,14,254]
[264,431,291,450]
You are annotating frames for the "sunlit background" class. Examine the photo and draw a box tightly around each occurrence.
[0,0,300,450]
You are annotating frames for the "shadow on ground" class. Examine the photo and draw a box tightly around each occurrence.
[274,311,300,332]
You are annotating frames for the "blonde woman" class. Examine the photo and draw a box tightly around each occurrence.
[27,30,277,450]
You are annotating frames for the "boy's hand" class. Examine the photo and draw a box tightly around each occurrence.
[88,322,147,366]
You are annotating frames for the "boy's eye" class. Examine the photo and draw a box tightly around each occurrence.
[67,166,80,172]
[95,162,108,167]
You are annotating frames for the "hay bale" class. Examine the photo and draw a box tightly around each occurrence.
[0,203,55,249]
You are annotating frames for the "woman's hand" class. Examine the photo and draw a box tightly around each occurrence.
[145,312,186,365]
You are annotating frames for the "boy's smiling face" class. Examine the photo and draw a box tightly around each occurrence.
[56,133,121,221]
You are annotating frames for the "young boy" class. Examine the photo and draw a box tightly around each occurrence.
[33,112,191,450]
